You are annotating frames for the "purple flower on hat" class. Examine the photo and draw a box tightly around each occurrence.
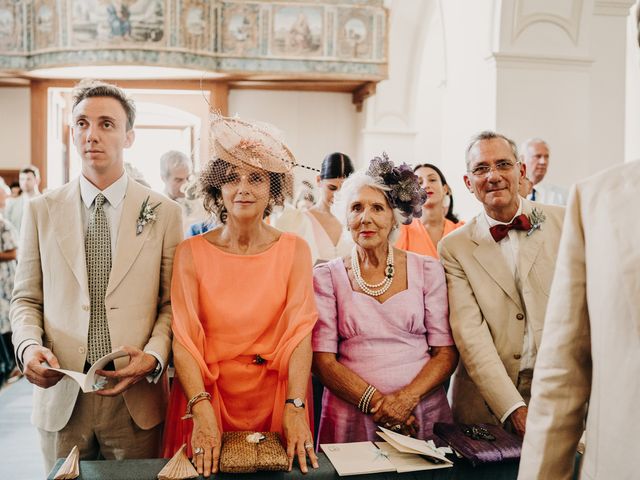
[366,153,427,224]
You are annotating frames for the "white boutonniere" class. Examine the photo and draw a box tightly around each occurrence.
[136,196,160,235]
[526,208,546,236]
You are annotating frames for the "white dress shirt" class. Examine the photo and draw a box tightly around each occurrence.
[527,182,567,206]
[483,199,536,422]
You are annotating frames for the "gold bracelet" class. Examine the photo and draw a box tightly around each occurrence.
[182,391,212,420]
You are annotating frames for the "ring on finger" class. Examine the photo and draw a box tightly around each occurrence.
[391,424,402,431]
[194,447,204,455]
[304,441,313,450]
[384,422,391,428]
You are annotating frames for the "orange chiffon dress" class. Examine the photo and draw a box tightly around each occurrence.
[395,218,463,258]
[162,233,318,457]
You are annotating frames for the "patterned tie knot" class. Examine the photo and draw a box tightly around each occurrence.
[95,193,106,209]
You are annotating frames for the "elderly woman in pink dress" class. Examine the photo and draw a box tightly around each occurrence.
[312,154,459,443]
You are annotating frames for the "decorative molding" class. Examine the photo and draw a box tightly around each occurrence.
[0,0,388,81]
[593,0,635,16]
[512,0,583,45]
[488,52,594,71]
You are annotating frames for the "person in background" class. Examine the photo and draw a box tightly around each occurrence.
[0,179,18,386]
[9,181,21,199]
[160,150,207,233]
[520,138,567,205]
[439,131,564,438]
[275,152,354,265]
[5,165,41,236]
[396,163,463,258]
[313,155,457,444]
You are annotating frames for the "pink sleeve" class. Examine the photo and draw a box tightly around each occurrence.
[422,256,455,347]
[312,263,339,353]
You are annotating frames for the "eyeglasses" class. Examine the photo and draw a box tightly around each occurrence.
[468,161,518,177]
[461,425,496,441]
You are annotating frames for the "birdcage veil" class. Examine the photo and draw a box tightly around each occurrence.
[198,113,298,223]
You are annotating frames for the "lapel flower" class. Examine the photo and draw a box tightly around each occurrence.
[526,207,546,236]
[136,196,161,235]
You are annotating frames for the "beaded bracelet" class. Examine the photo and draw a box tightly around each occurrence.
[357,385,377,413]
[182,391,212,420]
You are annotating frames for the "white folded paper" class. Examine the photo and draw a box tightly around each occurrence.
[321,442,396,476]
[376,426,452,465]
[45,350,130,393]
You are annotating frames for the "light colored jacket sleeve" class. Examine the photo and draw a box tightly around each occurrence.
[9,198,44,366]
[439,238,524,421]
[518,186,591,480]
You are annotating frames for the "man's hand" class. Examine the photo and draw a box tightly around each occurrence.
[509,406,528,438]
[95,346,157,396]
[23,344,65,389]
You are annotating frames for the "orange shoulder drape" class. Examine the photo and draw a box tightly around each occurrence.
[395,218,463,258]
[162,233,317,457]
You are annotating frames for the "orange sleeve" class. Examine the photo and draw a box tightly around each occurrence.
[170,239,218,385]
[395,223,411,250]
[267,236,319,380]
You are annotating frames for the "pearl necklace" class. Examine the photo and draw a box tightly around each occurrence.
[351,245,395,297]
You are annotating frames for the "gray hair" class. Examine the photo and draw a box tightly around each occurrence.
[465,130,518,168]
[160,150,191,180]
[331,171,404,244]
[519,137,549,159]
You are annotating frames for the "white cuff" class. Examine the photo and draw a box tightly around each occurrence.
[16,339,40,369]
[500,401,526,424]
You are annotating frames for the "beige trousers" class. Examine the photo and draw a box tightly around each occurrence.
[39,388,162,474]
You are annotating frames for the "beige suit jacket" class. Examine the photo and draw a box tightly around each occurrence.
[519,161,640,480]
[438,198,564,424]
[10,177,182,432]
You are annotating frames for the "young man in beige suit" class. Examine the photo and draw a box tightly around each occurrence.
[439,131,564,437]
[10,80,182,471]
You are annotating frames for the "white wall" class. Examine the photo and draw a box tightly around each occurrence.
[228,89,361,191]
[0,87,30,169]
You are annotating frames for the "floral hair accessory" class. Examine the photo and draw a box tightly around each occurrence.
[366,153,428,224]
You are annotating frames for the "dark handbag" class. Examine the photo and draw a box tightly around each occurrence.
[433,423,522,467]
[219,431,289,473]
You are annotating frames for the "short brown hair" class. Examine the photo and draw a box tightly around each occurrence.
[72,79,136,130]
[20,165,40,181]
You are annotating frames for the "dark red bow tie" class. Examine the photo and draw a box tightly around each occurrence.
[489,214,532,242]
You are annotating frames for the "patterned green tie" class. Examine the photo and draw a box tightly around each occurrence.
[85,193,112,364]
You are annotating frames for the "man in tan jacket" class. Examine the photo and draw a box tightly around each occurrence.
[518,164,640,479]
[439,131,564,437]
[10,80,182,471]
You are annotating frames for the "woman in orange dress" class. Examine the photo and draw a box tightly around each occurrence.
[396,163,463,258]
[162,115,318,477]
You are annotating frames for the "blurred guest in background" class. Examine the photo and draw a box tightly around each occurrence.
[396,163,463,258]
[160,150,207,233]
[5,165,41,236]
[0,179,18,386]
[520,138,567,205]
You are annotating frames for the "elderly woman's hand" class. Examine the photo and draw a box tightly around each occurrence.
[191,401,222,477]
[282,405,319,474]
[370,389,421,433]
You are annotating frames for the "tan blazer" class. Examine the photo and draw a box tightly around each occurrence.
[519,161,640,480]
[10,178,182,432]
[438,198,564,424]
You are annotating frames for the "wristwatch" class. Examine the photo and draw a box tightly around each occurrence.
[150,361,162,378]
[285,397,305,408]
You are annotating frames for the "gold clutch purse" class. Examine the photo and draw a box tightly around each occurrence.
[219,431,289,473]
